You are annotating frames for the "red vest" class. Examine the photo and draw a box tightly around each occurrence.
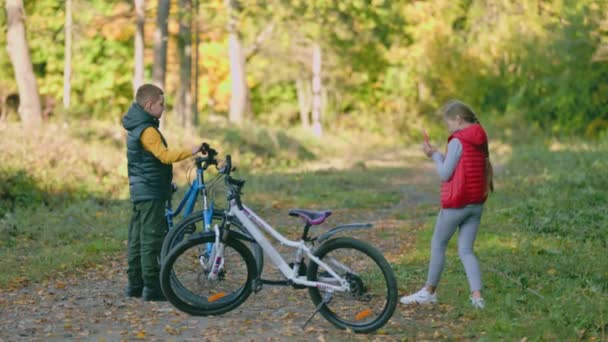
[440,124,489,208]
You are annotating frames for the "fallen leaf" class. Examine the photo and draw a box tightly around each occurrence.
[165,325,180,335]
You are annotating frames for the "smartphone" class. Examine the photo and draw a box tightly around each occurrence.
[423,129,429,144]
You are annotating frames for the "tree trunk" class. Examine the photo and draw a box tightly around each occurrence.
[152,0,170,89]
[311,43,323,137]
[0,92,7,122]
[295,76,311,128]
[5,0,42,128]
[192,0,199,127]
[178,0,193,130]
[417,80,429,102]
[63,0,72,119]
[225,0,248,124]
[133,0,145,94]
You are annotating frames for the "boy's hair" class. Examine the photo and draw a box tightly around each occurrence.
[441,99,479,124]
[135,84,164,107]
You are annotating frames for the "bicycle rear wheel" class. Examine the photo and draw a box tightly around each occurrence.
[307,237,397,333]
[160,233,256,316]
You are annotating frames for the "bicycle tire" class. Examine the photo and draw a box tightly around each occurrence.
[161,209,264,278]
[160,233,256,316]
[307,237,397,333]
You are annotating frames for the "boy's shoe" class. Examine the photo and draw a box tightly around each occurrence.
[125,286,143,298]
[400,288,437,305]
[470,296,485,309]
[142,286,167,302]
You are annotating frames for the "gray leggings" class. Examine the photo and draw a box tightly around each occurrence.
[426,204,484,292]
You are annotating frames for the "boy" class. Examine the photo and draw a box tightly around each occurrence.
[122,84,204,301]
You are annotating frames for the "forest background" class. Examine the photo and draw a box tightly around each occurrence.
[1,0,607,340]
[2,0,607,135]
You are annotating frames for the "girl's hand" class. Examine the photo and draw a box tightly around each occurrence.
[422,142,437,158]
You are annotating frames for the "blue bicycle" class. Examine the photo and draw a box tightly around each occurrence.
[160,144,263,275]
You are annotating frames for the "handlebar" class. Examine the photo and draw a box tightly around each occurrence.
[219,154,245,210]
[200,142,217,157]
[195,144,219,171]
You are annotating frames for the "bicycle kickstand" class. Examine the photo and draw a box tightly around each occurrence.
[302,292,332,330]
[252,277,263,293]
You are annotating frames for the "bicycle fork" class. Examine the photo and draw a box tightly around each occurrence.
[207,224,225,280]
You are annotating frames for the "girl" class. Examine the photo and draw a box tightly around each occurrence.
[401,100,493,309]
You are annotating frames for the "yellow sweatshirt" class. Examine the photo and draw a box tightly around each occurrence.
[140,127,192,164]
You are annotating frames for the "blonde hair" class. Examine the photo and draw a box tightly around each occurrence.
[135,84,164,107]
[441,99,479,124]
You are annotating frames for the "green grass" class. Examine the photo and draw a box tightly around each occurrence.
[1,120,606,340]
[0,199,130,286]
[243,167,403,209]
[396,139,608,340]
[0,120,398,287]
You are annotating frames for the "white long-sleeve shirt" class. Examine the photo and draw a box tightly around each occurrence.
[431,138,463,181]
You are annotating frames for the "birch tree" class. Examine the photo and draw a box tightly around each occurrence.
[5,0,42,127]
[310,43,323,137]
[225,0,248,124]
[63,0,72,118]
[296,76,311,128]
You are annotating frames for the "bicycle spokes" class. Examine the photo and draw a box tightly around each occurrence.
[309,241,394,329]
[169,239,249,304]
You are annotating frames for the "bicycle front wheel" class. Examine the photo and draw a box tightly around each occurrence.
[307,237,397,333]
[161,210,264,279]
[161,209,232,259]
[160,234,256,316]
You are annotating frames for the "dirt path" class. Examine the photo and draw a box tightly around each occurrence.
[0,149,463,341]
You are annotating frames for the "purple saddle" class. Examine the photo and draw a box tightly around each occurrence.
[288,209,332,226]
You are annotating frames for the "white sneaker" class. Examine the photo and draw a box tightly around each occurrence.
[470,296,485,309]
[400,288,437,305]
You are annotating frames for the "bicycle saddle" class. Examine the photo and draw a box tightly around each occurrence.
[288,209,332,226]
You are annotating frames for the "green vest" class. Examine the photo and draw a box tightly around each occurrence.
[122,102,173,202]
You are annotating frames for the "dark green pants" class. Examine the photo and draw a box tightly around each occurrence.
[127,200,167,290]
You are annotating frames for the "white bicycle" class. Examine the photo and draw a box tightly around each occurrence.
[160,155,398,333]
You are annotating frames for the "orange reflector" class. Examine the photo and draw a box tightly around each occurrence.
[355,309,372,321]
[208,292,226,302]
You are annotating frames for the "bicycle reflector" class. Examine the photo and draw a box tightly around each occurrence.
[355,309,372,321]
[208,292,227,302]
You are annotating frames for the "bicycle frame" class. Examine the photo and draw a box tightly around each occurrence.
[166,164,216,254]
[166,167,213,228]
[227,201,350,293]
